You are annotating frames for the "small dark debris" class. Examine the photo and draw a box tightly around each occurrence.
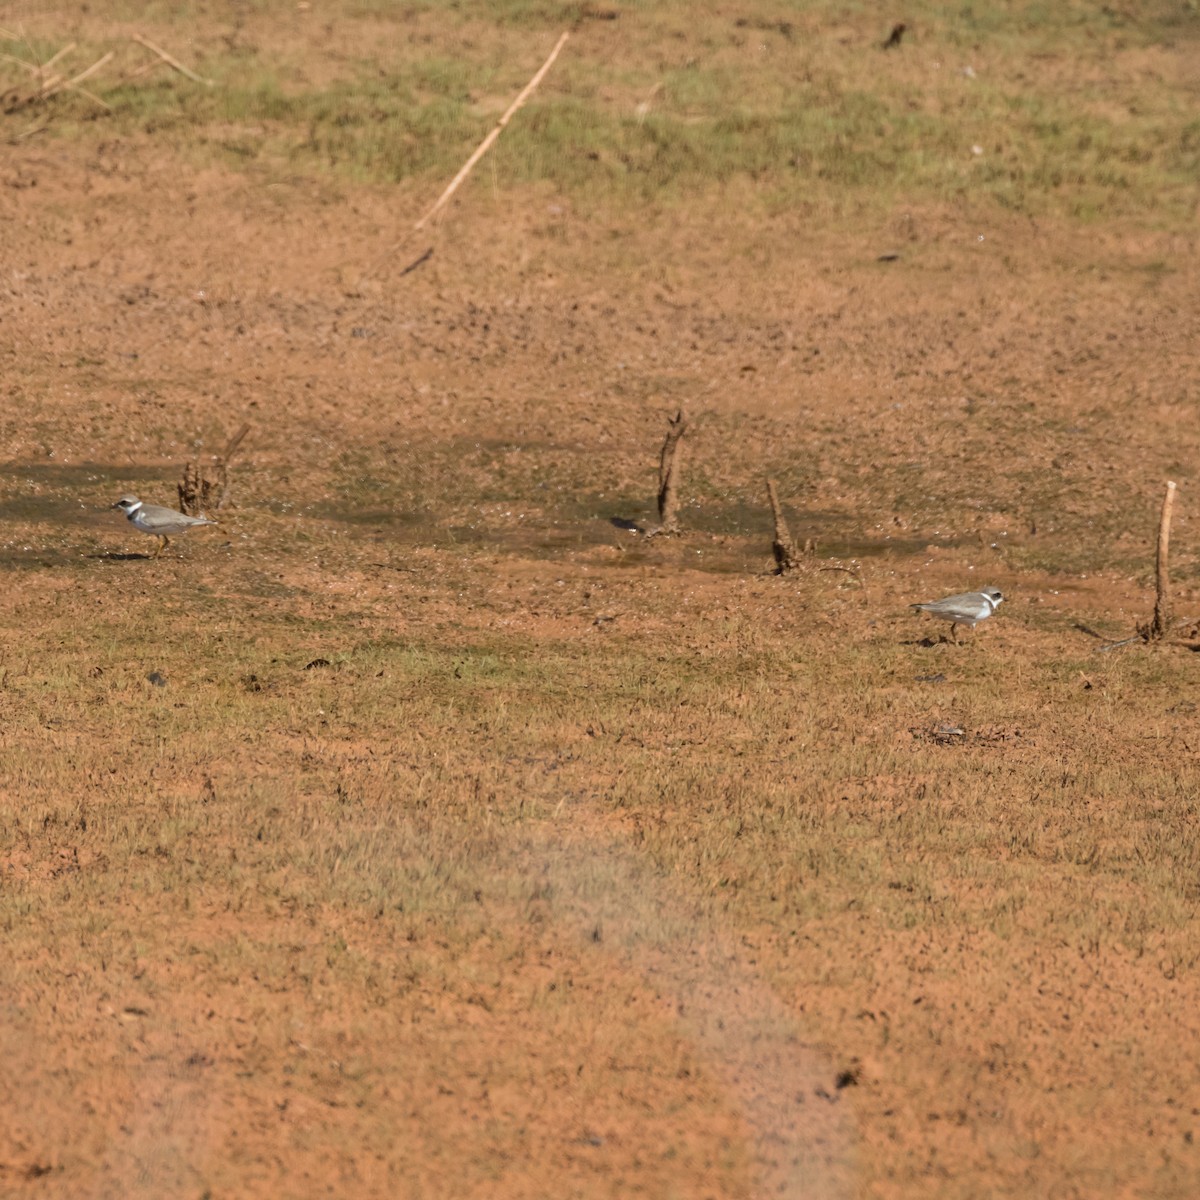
[24,1164,55,1180]
[305,658,332,670]
[914,673,945,683]
[835,1066,862,1089]
[883,22,907,49]
[89,665,104,677]
[591,925,603,943]
[877,252,901,262]
[243,673,262,692]
[398,246,434,277]
[122,1006,150,1017]
[146,671,167,687]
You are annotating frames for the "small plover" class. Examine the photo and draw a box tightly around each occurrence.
[911,587,1003,643]
[112,494,216,558]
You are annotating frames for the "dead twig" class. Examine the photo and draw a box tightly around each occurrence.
[6,121,49,143]
[41,51,114,106]
[131,33,213,86]
[1100,482,1189,651]
[766,478,803,573]
[414,31,569,230]
[178,423,250,517]
[2,43,113,111]
[398,247,434,278]
[818,564,868,598]
[38,43,77,77]
[1144,480,1176,641]
[222,422,251,463]
[0,44,75,79]
[111,58,168,87]
[64,83,111,110]
[364,32,569,281]
[648,409,687,537]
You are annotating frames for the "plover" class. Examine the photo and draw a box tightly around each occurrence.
[911,587,1003,643]
[112,494,216,558]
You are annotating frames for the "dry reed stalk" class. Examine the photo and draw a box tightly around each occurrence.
[114,58,164,86]
[0,44,75,79]
[1148,480,1177,641]
[414,30,569,230]
[131,33,212,86]
[41,51,114,105]
[38,43,77,77]
[2,43,112,110]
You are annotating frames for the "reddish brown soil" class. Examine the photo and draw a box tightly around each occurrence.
[2,129,1199,1200]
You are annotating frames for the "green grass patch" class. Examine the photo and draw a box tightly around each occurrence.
[4,2,1198,221]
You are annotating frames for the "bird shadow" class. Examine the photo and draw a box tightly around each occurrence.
[609,516,646,535]
[87,551,157,561]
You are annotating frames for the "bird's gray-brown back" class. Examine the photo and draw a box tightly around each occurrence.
[133,502,215,533]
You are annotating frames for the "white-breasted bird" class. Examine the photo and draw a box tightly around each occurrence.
[112,494,216,558]
[911,587,1003,643]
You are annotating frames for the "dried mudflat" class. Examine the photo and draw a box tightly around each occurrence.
[2,19,1200,1198]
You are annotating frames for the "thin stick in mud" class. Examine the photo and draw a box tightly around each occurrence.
[766,477,802,573]
[1148,480,1176,640]
[653,409,688,536]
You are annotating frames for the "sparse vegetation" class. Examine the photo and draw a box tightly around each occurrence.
[2,1,1200,1197]
[3,2,1199,219]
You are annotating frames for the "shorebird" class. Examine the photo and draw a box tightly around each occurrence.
[112,494,216,558]
[911,587,1003,643]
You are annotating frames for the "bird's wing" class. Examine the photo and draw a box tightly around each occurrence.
[137,505,203,528]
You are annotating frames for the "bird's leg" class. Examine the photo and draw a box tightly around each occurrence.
[950,622,960,645]
[154,535,169,559]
